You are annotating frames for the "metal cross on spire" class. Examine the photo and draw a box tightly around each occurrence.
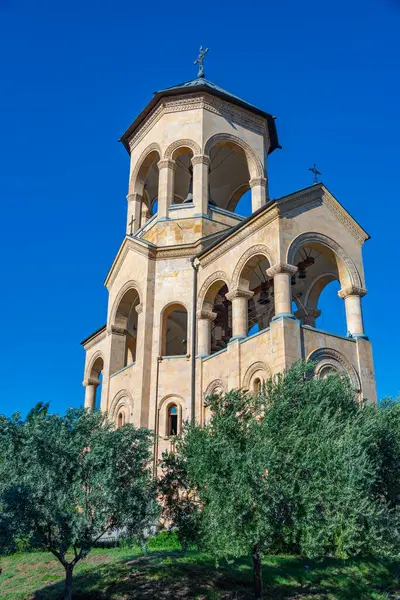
[194,46,209,79]
[308,163,321,184]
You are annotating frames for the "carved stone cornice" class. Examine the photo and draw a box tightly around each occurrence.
[249,177,267,189]
[157,159,177,171]
[191,154,211,167]
[225,289,254,301]
[322,190,369,245]
[266,263,298,277]
[127,93,269,154]
[197,308,217,322]
[338,285,367,299]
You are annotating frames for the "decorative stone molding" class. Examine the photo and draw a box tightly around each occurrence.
[322,190,369,245]
[338,285,367,299]
[127,94,269,154]
[196,308,217,321]
[204,379,226,405]
[109,280,143,326]
[126,192,142,203]
[191,154,211,167]
[307,347,361,392]
[109,389,134,418]
[286,232,363,288]
[197,270,230,307]
[107,324,125,336]
[249,177,267,189]
[266,263,298,278]
[204,132,264,179]
[225,289,254,301]
[242,361,271,391]
[135,303,144,314]
[157,159,177,171]
[164,138,201,160]
[129,143,161,193]
[85,350,104,381]
[231,244,273,289]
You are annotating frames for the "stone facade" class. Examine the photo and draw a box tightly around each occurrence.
[81,76,377,460]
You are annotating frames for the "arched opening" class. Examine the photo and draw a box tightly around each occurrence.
[234,189,252,218]
[236,254,273,336]
[113,287,140,372]
[117,411,125,428]
[210,284,232,354]
[85,355,104,411]
[162,303,188,356]
[131,148,160,226]
[207,141,251,214]
[290,242,347,334]
[168,404,178,436]
[253,377,261,393]
[171,147,195,205]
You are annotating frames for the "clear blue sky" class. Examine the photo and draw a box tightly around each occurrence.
[0,0,399,416]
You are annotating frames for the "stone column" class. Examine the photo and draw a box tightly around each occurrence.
[225,289,254,340]
[294,307,321,327]
[126,193,142,234]
[249,176,268,212]
[266,263,298,320]
[338,285,367,338]
[157,159,176,218]
[83,377,100,411]
[197,308,217,357]
[192,154,210,215]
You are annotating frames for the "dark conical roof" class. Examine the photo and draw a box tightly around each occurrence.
[119,77,280,154]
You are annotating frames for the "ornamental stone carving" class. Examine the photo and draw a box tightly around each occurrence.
[225,289,254,301]
[197,270,230,306]
[242,361,271,390]
[164,138,201,160]
[204,132,264,179]
[135,303,144,314]
[83,376,101,387]
[231,244,274,289]
[338,285,367,299]
[266,263,298,277]
[307,347,361,392]
[129,143,161,193]
[191,154,211,167]
[196,308,217,321]
[126,192,142,203]
[204,379,226,405]
[157,159,177,171]
[249,177,267,189]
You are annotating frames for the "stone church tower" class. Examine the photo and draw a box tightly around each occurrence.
[81,65,376,459]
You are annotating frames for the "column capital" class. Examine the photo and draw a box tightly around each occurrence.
[267,262,298,278]
[225,289,254,301]
[126,193,142,202]
[197,308,217,322]
[83,377,100,387]
[338,285,367,299]
[191,154,211,167]
[107,324,125,336]
[157,159,177,171]
[249,176,267,189]
[135,303,143,314]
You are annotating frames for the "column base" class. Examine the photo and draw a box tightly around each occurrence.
[229,334,247,343]
[272,313,297,322]
[353,334,369,341]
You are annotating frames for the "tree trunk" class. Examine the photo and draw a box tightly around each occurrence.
[64,564,74,600]
[252,544,263,600]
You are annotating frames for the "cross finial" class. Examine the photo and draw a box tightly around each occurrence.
[194,46,209,79]
[308,163,321,184]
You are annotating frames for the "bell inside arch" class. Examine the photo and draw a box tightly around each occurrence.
[183,165,193,203]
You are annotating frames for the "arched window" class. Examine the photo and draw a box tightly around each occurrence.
[112,287,140,372]
[253,377,262,393]
[210,284,232,354]
[168,405,178,436]
[117,411,125,429]
[130,148,160,227]
[172,147,194,205]
[162,304,188,356]
[207,141,251,215]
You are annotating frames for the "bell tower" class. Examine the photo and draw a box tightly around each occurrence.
[81,56,376,461]
[120,64,279,247]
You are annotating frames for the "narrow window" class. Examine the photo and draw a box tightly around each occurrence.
[117,412,125,429]
[168,405,178,436]
[253,377,261,393]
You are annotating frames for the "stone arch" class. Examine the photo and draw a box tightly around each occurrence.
[287,232,362,288]
[164,139,201,160]
[226,183,251,212]
[129,142,162,195]
[109,280,142,328]
[203,379,226,405]
[198,271,230,308]
[204,133,264,179]
[242,361,271,391]
[304,272,338,309]
[231,244,274,291]
[85,350,104,383]
[109,389,133,425]
[307,347,361,392]
[158,393,186,437]
[160,301,189,356]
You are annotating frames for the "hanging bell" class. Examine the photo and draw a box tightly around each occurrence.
[298,267,306,279]
[259,282,270,304]
[184,166,194,203]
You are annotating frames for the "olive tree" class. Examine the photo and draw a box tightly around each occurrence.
[0,404,158,600]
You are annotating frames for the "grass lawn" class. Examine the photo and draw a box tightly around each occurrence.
[1,543,399,599]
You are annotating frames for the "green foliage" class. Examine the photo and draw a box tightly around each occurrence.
[0,405,159,598]
[159,361,400,598]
